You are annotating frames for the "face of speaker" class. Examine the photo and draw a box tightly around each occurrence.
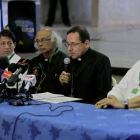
[67,32,89,59]
[0,36,16,56]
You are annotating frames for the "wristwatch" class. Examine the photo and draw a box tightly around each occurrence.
[122,100,129,109]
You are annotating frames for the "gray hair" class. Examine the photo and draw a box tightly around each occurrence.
[50,30,62,48]
[34,28,62,49]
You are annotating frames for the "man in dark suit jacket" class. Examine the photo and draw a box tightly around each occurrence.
[59,26,112,104]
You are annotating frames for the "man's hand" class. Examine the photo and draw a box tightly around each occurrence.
[95,98,125,109]
[59,71,71,85]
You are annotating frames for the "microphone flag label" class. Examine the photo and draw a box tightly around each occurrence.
[1,70,13,81]
[25,75,36,86]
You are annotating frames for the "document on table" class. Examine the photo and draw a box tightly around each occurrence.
[32,92,63,100]
[32,92,82,103]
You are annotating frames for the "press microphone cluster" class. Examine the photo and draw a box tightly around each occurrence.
[8,74,37,106]
[7,59,30,86]
[0,58,31,98]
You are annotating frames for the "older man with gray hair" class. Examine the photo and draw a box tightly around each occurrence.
[27,28,67,94]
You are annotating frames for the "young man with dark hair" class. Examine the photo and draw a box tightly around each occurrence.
[0,29,21,63]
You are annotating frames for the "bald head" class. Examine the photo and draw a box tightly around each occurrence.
[36,29,52,41]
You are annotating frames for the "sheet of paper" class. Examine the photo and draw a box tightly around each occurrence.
[32,92,64,100]
[38,96,82,103]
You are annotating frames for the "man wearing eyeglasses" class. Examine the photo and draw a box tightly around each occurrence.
[27,28,67,94]
[59,26,112,104]
[0,29,21,64]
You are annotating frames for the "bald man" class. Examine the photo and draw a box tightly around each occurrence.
[27,28,67,94]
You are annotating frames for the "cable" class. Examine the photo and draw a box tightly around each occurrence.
[12,103,74,140]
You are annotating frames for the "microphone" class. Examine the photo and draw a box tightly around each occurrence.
[1,70,13,81]
[0,63,17,94]
[0,63,16,94]
[17,58,31,74]
[0,70,13,93]
[64,57,70,72]
[6,68,22,86]
[8,63,17,73]
[7,59,31,86]
[0,56,9,69]
[63,58,70,88]
[23,75,37,93]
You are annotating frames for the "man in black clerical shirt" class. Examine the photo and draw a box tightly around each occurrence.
[59,26,112,104]
[27,28,67,94]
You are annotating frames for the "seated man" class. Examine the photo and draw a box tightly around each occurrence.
[0,29,25,93]
[95,61,140,110]
[0,29,21,64]
[27,28,67,94]
[59,26,112,104]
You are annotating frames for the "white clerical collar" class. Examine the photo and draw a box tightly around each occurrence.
[77,58,82,61]
[44,59,48,61]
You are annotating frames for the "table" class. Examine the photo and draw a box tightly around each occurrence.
[0,101,140,140]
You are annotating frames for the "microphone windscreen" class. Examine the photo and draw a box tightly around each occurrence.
[8,63,17,73]
[17,58,31,74]
[0,56,9,69]
[64,57,70,65]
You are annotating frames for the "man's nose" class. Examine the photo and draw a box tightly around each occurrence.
[5,43,10,49]
[37,41,43,46]
[68,45,72,51]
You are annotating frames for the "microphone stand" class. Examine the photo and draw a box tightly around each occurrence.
[9,86,33,106]
[8,78,28,106]
[24,90,32,103]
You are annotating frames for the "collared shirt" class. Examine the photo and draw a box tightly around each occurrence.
[108,60,140,110]
[8,51,21,64]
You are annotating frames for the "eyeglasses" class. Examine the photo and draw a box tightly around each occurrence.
[34,38,51,45]
[64,42,83,48]
[0,42,14,47]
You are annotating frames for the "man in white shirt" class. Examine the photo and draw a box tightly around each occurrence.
[0,29,21,64]
[95,60,140,110]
